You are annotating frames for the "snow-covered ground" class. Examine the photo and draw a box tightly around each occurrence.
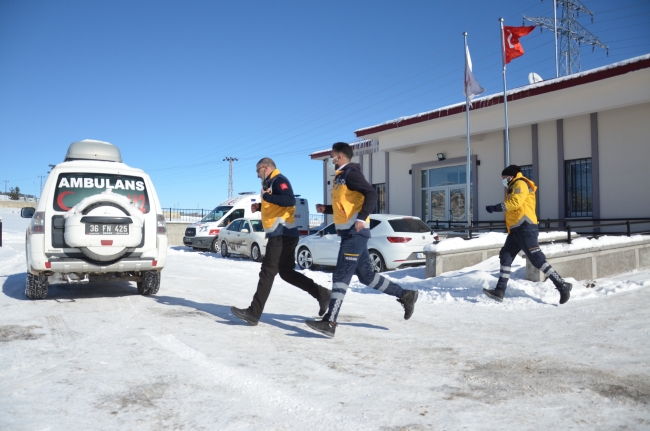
[1,207,649,430]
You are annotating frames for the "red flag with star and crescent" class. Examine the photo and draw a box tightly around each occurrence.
[503,25,535,64]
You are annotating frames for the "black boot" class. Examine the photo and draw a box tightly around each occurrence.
[483,288,505,303]
[557,282,572,305]
[306,319,336,338]
[231,306,259,326]
[317,286,331,317]
[397,289,419,320]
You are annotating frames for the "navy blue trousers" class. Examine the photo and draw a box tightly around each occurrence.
[323,233,404,322]
[496,223,565,291]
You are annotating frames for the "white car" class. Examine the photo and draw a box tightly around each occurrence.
[217,217,267,261]
[20,140,167,299]
[295,214,438,272]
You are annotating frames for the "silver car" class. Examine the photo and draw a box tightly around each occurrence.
[217,218,267,262]
[295,214,438,272]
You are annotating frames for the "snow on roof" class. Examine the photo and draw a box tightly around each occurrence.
[355,54,650,137]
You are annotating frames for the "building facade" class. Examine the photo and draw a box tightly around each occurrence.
[311,55,650,227]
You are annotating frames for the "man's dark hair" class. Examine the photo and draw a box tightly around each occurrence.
[256,157,276,169]
[332,142,353,160]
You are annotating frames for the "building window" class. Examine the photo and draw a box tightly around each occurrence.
[373,183,386,214]
[520,164,533,181]
[565,158,592,217]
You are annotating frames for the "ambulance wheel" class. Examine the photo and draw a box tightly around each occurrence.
[369,249,386,273]
[251,243,262,262]
[221,241,230,258]
[25,273,49,299]
[137,271,160,295]
[210,238,220,253]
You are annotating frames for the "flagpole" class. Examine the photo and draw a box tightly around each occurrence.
[554,0,559,77]
[499,18,510,167]
[463,32,472,230]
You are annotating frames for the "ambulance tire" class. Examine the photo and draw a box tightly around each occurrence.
[137,271,160,295]
[25,273,49,299]
[210,238,220,254]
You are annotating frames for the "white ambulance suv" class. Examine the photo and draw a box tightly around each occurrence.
[183,193,309,253]
[20,140,168,299]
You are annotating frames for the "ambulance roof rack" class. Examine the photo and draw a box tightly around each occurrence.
[64,139,122,163]
[238,192,256,195]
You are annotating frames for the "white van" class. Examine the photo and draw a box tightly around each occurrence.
[20,140,168,299]
[184,193,309,253]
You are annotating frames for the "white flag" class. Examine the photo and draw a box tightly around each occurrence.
[464,45,485,100]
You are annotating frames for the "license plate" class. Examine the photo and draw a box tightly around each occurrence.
[416,252,426,259]
[85,224,129,235]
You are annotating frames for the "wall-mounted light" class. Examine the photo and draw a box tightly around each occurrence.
[437,153,445,161]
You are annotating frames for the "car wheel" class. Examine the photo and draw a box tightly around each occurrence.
[297,247,314,270]
[137,270,160,295]
[210,238,220,253]
[25,273,48,299]
[251,243,263,262]
[221,241,230,258]
[368,249,386,273]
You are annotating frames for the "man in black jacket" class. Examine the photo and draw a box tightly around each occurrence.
[305,143,418,338]
[231,158,331,326]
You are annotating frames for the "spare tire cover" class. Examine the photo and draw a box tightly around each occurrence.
[63,190,145,261]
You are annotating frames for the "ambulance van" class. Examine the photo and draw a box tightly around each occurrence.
[183,193,309,253]
[20,140,168,299]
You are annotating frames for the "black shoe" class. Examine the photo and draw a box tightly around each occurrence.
[483,288,504,303]
[397,289,419,320]
[231,306,259,326]
[318,286,331,317]
[306,319,336,338]
[557,282,572,305]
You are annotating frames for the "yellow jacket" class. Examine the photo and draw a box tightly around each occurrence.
[503,172,538,233]
[331,165,372,232]
[261,169,296,235]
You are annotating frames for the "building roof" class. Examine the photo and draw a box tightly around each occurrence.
[354,54,650,138]
[309,139,376,160]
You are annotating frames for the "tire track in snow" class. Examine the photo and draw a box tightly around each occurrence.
[146,332,369,430]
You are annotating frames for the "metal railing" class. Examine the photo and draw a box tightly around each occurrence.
[427,217,650,244]
[162,208,211,222]
[309,213,324,227]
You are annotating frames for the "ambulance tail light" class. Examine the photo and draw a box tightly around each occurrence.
[156,214,167,234]
[387,237,411,243]
[30,212,45,234]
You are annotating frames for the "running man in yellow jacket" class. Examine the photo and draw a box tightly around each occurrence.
[483,165,572,304]
[305,142,419,338]
[231,158,331,326]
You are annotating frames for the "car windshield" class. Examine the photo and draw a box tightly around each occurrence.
[388,218,431,233]
[251,220,264,232]
[200,206,233,223]
[53,173,150,213]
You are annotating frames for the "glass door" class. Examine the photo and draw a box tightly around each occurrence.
[430,189,446,221]
[449,187,466,222]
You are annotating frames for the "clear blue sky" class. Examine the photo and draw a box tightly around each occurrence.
[1,0,648,212]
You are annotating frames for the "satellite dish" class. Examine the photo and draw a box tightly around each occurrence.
[528,72,543,84]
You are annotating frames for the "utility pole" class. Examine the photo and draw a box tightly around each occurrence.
[38,175,45,199]
[2,180,8,194]
[524,0,608,76]
[223,157,238,198]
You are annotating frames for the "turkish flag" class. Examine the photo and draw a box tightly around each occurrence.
[503,26,535,64]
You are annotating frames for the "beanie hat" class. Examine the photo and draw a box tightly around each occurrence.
[501,165,521,177]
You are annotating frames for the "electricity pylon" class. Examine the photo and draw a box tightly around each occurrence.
[223,157,238,198]
[524,0,608,77]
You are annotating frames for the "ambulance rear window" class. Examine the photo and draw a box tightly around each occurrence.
[53,173,150,213]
